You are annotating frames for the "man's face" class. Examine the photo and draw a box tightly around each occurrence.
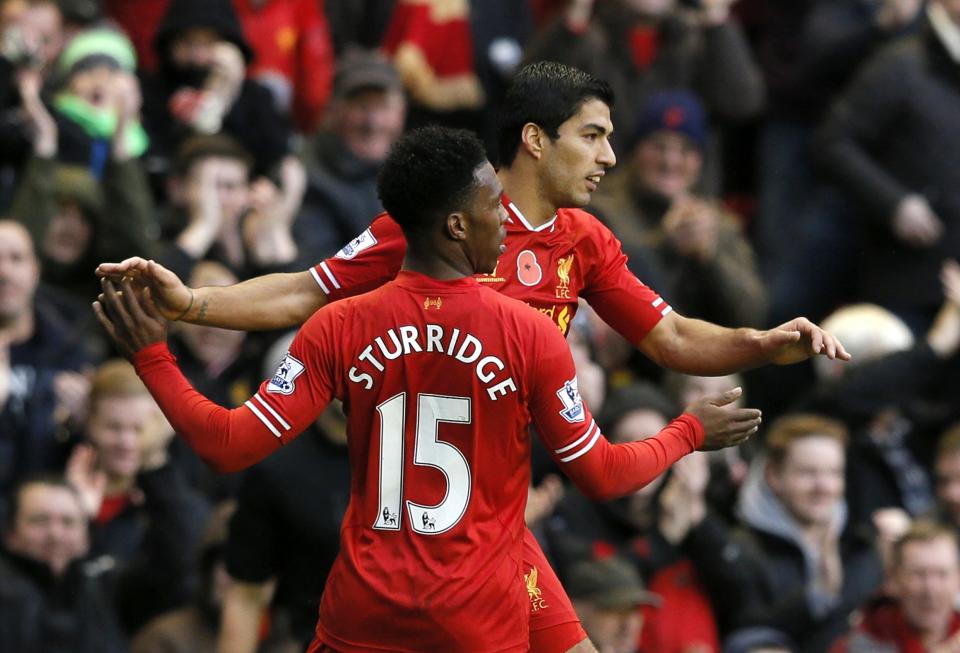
[169,26,219,70]
[625,0,677,17]
[331,87,406,163]
[178,263,245,365]
[18,2,62,69]
[767,436,845,527]
[67,63,120,110]
[540,98,616,209]
[632,130,702,200]
[935,450,960,527]
[462,161,507,275]
[895,536,960,635]
[86,395,158,479]
[0,222,39,324]
[6,483,88,577]
[575,601,643,653]
[185,156,250,225]
[613,409,669,500]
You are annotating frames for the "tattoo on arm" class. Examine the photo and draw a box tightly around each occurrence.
[197,299,209,323]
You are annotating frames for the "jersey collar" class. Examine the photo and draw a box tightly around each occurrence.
[501,193,557,233]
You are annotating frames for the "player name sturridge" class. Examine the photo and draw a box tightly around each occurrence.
[347,324,518,401]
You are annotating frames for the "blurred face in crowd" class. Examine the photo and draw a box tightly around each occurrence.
[894,536,960,637]
[6,482,88,577]
[632,130,702,200]
[169,26,219,71]
[330,87,406,163]
[185,155,251,225]
[625,0,676,17]
[574,601,643,653]
[0,221,39,325]
[767,435,845,528]
[613,408,669,501]
[540,98,617,209]
[3,0,63,69]
[86,393,160,480]
[935,448,960,527]
[43,201,91,265]
[67,63,121,110]
[177,262,246,367]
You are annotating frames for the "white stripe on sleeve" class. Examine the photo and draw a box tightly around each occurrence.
[253,394,291,431]
[320,261,341,289]
[554,420,596,455]
[244,400,282,438]
[309,267,331,294]
[559,428,603,463]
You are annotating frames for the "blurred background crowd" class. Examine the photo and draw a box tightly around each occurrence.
[2,0,960,652]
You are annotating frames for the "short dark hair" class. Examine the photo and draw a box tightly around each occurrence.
[892,519,958,569]
[173,134,254,178]
[377,125,488,237]
[497,61,614,167]
[6,474,84,532]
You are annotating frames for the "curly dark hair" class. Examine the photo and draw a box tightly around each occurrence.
[497,61,614,167]
[377,125,488,237]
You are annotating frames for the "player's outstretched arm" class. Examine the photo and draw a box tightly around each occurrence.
[97,257,326,330]
[638,312,851,376]
[94,278,294,472]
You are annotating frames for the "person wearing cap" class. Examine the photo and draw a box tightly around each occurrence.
[590,89,766,329]
[294,49,407,262]
[566,556,660,653]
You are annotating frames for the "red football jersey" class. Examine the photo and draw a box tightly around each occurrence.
[132,269,703,652]
[311,195,671,343]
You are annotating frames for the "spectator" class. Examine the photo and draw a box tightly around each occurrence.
[218,402,350,651]
[686,414,883,652]
[523,0,764,160]
[49,28,149,174]
[0,474,125,653]
[68,359,210,634]
[566,555,660,653]
[0,220,90,512]
[161,134,299,282]
[830,520,960,652]
[141,0,305,221]
[590,90,766,327]
[295,49,406,261]
[815,0,960,334]
[233,0,335,133]
[724,627,796,653]
[932,422,960,532]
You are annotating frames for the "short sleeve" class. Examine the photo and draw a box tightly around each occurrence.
[308,214,406,302]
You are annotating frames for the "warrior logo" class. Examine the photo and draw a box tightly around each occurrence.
[266,353,305,395]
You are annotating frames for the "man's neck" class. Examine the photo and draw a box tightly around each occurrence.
[497,165,558,229]
[920,616,953,649]
[0,311,35,346]
[401,239,474,281]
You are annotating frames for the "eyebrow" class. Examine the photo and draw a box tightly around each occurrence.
[582,122,613,135]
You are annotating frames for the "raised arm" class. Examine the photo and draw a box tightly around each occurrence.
[638,312,850,376]
[97,214,408,331]
[94,279,333,471]
[528,317,760,502]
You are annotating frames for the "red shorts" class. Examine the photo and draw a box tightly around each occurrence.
[522,528,588,652]
[308,529,586,653]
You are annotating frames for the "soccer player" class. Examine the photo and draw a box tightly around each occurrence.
[99,63,848,652]
[94,126,760,652]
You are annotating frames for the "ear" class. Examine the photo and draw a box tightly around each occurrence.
[521,123,546,160]
[445,211,468,242]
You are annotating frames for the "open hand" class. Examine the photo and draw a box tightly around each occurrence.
[95,258,194,321]
[93,278,169,359]
[757,317,851,365]
[687,387,761,451]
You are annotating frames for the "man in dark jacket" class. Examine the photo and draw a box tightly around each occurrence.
[815,0,960,333]
[0,474,125,653]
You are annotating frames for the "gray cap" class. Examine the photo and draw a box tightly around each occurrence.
[566,557,661,610]
[334,49,402,99]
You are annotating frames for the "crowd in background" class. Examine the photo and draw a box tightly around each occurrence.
[2,0,960,652]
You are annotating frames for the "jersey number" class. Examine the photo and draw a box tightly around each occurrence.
[373,393,472,535]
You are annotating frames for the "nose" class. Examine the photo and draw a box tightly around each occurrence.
[598,137,616,169]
